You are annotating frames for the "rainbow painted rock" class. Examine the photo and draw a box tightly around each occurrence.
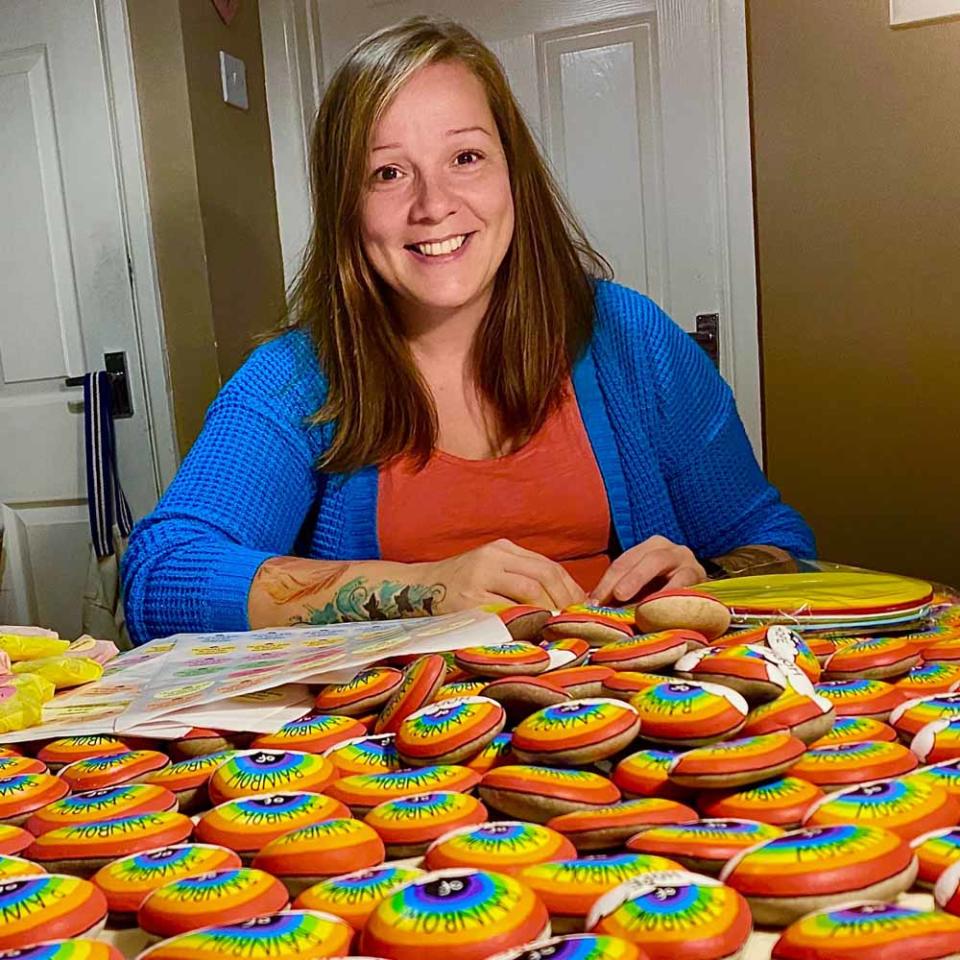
[548,798,698,851]
[479,676,570,724]
[396,696,506,766]
[892,692,960,740]
[788,740,918,789]
[772,901,960,960]
[601,672,666,701]
[697,776,824,828]
[195,792,349,857]
[207,751,336,804]
[936,859,960,915]
[424,820,575,874]
[0,940,123,960]
[721,823,918,925]
[136,910,354,960]
[435,680,489,701]
[613,750,687,800]
[905,759,960,799]
[809,715,896,747]
[896,661,960,697]
[803,777,960,840]
[586,870,752,958]
[541,637,592,670]
[324,733,400,776]
[464,732,513,775]
[363,790,488,856]
[486,934,646,960]
[741,690,835,744]
[519,853,683,931]
[911,826,960,886]
[0,854,45,879]
[923,636,960,662]
[823,636,920,680]
[26,811,194,875]
[479,765,620,822]
[326,764,481,815]
[360,867,550,960]
[667,732,807,790]
[138,867,290,937]
[764,626,822,683]
[0,774,69,824]
[590,631,697,673]
[0,824,34,856]
[626,818,784,875]
[26,783,177,835]
[314,667,404,716]
[293,863,424,928]
[58,750,169,791]
[143,750,236,809]
[250,713,366,753]
[91,842,242,916]
[375,656,448,734]
[497,604,551,641]
[911,717,960,763]
[512,698,640,766]
[0,756,46,778]
[542,612,635,647]
[629,681,748,746]
[0,874,108,948]
[673,644,790,703]
[454,642,551,678]
[548,666,616,699]
[814,679,905,720]
[252,816,385,891]
[37,736,131,769]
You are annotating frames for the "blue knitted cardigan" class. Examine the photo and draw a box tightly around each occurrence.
[122,281,815,644]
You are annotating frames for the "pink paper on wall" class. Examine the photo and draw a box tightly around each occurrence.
[212,0,240,25]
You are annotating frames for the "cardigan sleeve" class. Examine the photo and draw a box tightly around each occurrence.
[121,333,326,645]
[623,290,816,560]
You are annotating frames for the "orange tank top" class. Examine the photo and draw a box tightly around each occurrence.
[378,384,612,593]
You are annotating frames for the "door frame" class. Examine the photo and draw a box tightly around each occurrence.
[259,0,764,461]
[96,0,179,493]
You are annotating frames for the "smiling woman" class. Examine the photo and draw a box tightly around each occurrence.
[120,16,814,644]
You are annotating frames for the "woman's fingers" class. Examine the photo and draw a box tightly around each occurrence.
[489,540,586,609]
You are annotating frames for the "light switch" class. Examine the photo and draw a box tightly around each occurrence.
[220,51,248,110]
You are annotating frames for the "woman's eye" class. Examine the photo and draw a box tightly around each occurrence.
[373,166,402,182]
[455,151,482,166]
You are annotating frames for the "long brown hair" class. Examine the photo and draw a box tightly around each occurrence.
[287,16,611,472]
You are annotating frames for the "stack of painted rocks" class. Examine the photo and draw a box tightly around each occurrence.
[0,592,960,960]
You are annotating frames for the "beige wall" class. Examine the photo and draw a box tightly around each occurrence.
[126,0,285,454]
[748,0,960,587]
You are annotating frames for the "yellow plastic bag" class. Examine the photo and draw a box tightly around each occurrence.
[11,656,103,689]
[0,683,45,733]
[8,673,56,703]
[0,634,70,662]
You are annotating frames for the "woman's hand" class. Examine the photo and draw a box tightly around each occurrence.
[589,535,705,605]
[423,539,587,612]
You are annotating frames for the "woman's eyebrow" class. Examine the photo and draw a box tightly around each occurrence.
[447,125,491,137]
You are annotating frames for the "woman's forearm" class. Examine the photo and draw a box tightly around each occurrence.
[248,556,446,628]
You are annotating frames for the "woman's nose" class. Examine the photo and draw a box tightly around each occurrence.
[409,171,457,222]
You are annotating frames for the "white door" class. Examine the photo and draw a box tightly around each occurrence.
[262,0,762,452]
[0,0,161,637]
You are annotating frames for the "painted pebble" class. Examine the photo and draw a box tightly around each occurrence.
[935,859,960,915]
[772,901,960,960]
[720,823,919,926]
[0,874,108,948]
[629,681,749,746]
[0,941,122,960]
[480,676,570,723]
[0,757,46,777]
[0,774,70,825]
[0,824,35,856]
[454,642,550,678]
[809,715,896,746]
[142,750,236,812]
[324,733,400,776]
[697,776,825,828]
[547,798,698,851]
[600,672,666,701]
[396,696,506,766]
[896,661,960,696]
[26,811,194,876]
[0,855,44,879]
[891,693,960,741]
[375,655,447,734]
[667,732,807,790]
[541,637,592,670]
[673,644,789,703]
[542,611,634,647]
[626,818,784,875]
[37,736,131,770]
[250,713,366,752]
[136,911,354,960]
[519,853,683,934]
[424,820,575,874]
[194,792,349,858]
[912,718,960,763]
[486,934,646,960]
[814,679,905,720]
[613,749,688,800]
[91,843,242,918]
[314,667,404,716]
[633,588,732,639]
[911,827,960,887]
[27,783,177,835]
[548,666,616,699]
[171,729,242,760]
[511,699,640,766]
[741,689,835,744]
[764,625,822,683]
[822,636,920,680]
[58,750,169,791]
[497,604,552,641]
[788,740,918,790]
[803,777,960,840]
[360,867,550,960]
[207,750,336,804]
[293,864,425,928]
[252,818,386,893]
[435,679,489,701]
[138,867,289,938]
[590,631,699,673]
[464,731,513,775]
[325,764,481,816]
[586,870,752,959]
[363,790,488,857]
[905,759,960,799]
[479,765,620,822]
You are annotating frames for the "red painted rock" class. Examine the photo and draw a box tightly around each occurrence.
[396,696,506,766]
[697,776,824,829]
[207,750,336,804]
[58,750,168,792]
[425,820,575,874]
[629,681,748,746]
[668,732,807,790]
[27,783,177,835]
[375,656,448,733]
[548,798,698,851]
[479,765,620,822]
[0,774,70,825]
[789,740,918,790]
[0,874,108,948]
[326,764,481,816]
[364,790,488,857]
[250,713,366,753]
[590,631,700,673]
[314,668,404,716]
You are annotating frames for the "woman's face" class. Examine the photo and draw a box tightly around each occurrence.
[360,60,515,328]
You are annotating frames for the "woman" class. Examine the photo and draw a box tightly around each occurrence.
[122,17,814,645]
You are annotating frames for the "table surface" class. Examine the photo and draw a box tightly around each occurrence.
[96,887,936,959]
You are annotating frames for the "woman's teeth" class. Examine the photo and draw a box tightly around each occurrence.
[412,234,467,256]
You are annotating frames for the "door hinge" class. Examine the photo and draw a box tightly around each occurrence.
[690,313,720,369]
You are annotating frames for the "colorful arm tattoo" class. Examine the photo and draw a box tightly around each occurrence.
[292,577,446,625]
